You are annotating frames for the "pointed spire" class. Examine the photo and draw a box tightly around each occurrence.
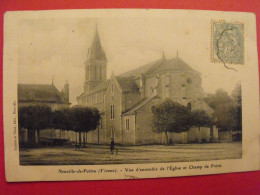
[88,24,107,61]
[162,51,166,60]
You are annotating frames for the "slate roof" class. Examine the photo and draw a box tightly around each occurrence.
[116,76,140,93]
[78,80,109,98]
[123,96,160,116]
[119,56,199,78]
[18,84,65,104]
[119,58,164,78]
[146,57,199,75]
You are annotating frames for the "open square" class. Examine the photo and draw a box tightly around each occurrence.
[19,143,242,165]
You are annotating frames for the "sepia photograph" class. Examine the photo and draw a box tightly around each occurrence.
[17,17,242,165]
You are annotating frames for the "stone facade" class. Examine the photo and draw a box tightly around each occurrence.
[77,27,217,145]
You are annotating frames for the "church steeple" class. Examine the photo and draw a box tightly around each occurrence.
[88,26,107,61]
[84,25,107,93]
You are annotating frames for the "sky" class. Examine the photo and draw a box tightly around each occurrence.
[18,16,241,105]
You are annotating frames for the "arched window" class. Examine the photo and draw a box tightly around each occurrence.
[111,84,114,94]
[126,118,130,131]
[111,105,115,119]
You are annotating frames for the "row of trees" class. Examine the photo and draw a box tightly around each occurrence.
[18,105,101,147]
[205,82,242,133]
[151,82,242,144]
[151,100,212,144]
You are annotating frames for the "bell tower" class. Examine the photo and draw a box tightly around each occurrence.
[84,26,107,92]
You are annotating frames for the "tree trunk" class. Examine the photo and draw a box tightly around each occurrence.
[165,131,169,145]
[85,132,87,144]
[83,132,86,147]
[98,127,100,143]
[59,129,62,139]
[230,129,233,142]
[79,131,82,146]
[37,129,40,144]
[75,131,77,144]
[28,129,36,144]
[199,126,201,144]
[210,126,213,142]
[182,131,187,144]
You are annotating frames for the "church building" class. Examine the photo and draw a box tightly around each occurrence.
[77,27,217,145]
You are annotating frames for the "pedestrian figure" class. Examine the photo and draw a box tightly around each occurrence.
[75,144,80,150]
[110,138,115,154]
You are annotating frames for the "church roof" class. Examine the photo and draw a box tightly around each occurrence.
[116,76,140,93]
[146,57,199,75]
[78,80,109,98]
[79,76,139,98]
[123,96,160,116]
[119,58,164,78]
[90,80,110,94]
[87,27,107,61]
[18,84,65,104]
[119,56,199,78]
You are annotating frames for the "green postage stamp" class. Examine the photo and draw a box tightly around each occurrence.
[211,21,244,65]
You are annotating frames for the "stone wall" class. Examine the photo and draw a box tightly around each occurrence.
[121,115,136,144]
[135,98,163,144]
[104,77,123,144]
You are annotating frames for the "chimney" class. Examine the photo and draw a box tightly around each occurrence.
[64,80,69,104]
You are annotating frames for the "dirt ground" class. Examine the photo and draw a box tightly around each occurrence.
[19,142,242,165]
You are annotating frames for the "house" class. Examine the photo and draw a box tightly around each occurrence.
[18,81,71,144]
[18,81,70,110]
[77,27,218,145]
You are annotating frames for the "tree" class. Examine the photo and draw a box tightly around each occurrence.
[18,105,52,144]
[231,82,242,133]
[90,107,101,144]
[151,99,191,145]
[69,106,101,147]
[204,89,233,110]
[51,108,72,139]
[205,86,242,142]
[189,109,213,143]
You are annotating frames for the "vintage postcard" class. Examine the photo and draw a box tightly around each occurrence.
[3,9,259,182]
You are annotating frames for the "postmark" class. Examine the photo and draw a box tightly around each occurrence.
[211,20,244,69]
